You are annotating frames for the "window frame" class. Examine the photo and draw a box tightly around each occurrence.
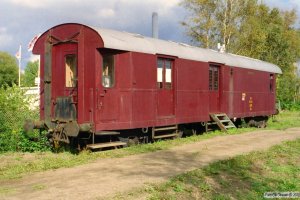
[209,64,219,91]
[157,57,173,90]
[65,54,77,88]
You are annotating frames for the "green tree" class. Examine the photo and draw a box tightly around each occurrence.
[214,0,244,51]
[181,0,217,48]
[0,51,18,87]
[261,9,300,103]
[181,0,254,50]
[22,60,39,87]
[232,3,269,58]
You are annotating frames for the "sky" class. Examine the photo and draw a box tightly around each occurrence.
[0,0,299,70]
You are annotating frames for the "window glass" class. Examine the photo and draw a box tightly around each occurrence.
[165,60,172,89]
[102,55,114,88]
[157,58,164,68]
[165,60,171,69]
[209,67,213,90]
[213,68,219,90]
[270,74,274,92]
[209,65,219,91]
[65,54,77,87]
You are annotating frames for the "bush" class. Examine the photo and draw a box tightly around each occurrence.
[280,101,300,111]
[0,85,51,152]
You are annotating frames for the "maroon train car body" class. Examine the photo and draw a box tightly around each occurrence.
[30,23,282,146]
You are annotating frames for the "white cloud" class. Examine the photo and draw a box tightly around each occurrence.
[10,0,49,8]
[264,0,299,11]
[156,0,180,9]
[97,8,115,18]
[118,0,179,8]
[0,27,13,49]
[9,0,81,8]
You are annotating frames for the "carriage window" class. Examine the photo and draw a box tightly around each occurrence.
[165,60,172,89]
[209,65,219,91]
[157,58,172,89]
[157,58,163,88]
[213,68,219,90]
[102,55,115,88]
[65,54,77,87]
[209,68,213,90]
[270,74,274,92]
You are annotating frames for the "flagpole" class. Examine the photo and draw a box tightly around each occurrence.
[28,34,41,88]
[18,45,21,87]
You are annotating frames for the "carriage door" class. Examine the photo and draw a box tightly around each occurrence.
[52,43,78,120]
[209,64,220,113]
[157,58,174,117]
[98,53,119,122]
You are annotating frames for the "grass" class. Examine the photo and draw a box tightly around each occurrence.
[0,111,299,181]
[115,139,300,200]
[32,184,46,191]
[0,187,16,196]
[267,111,300,130]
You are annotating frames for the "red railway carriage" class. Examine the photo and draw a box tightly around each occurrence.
[29,23,281,148]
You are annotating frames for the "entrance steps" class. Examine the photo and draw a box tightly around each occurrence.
[152,125,180,139]
[87,131,124,150]
[208,113,236,132]
[86,141,127,150]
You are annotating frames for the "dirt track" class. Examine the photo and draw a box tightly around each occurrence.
[1,128,300,200]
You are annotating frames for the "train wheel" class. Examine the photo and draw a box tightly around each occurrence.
[128,136,139,146]
[245,116,268,128]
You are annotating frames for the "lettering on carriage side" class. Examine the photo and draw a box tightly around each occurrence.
[249,97,253,111]
[242,93,246,101]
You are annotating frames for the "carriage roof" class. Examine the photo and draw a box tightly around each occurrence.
[94,27,282,74]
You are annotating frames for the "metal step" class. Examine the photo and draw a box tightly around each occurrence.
[95,131,120,136]
[154,125,177,132]
[214,114,227,117]
[220,120,231,123]
[152,125,179,140]
[86,141,127,150]
[153,133,178,139]
[225,125,236,128]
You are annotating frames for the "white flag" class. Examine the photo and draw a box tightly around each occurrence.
[15,45,21,60]
[28,34,41,52]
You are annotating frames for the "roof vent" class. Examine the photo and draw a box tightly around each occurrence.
[217,43,226,53]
